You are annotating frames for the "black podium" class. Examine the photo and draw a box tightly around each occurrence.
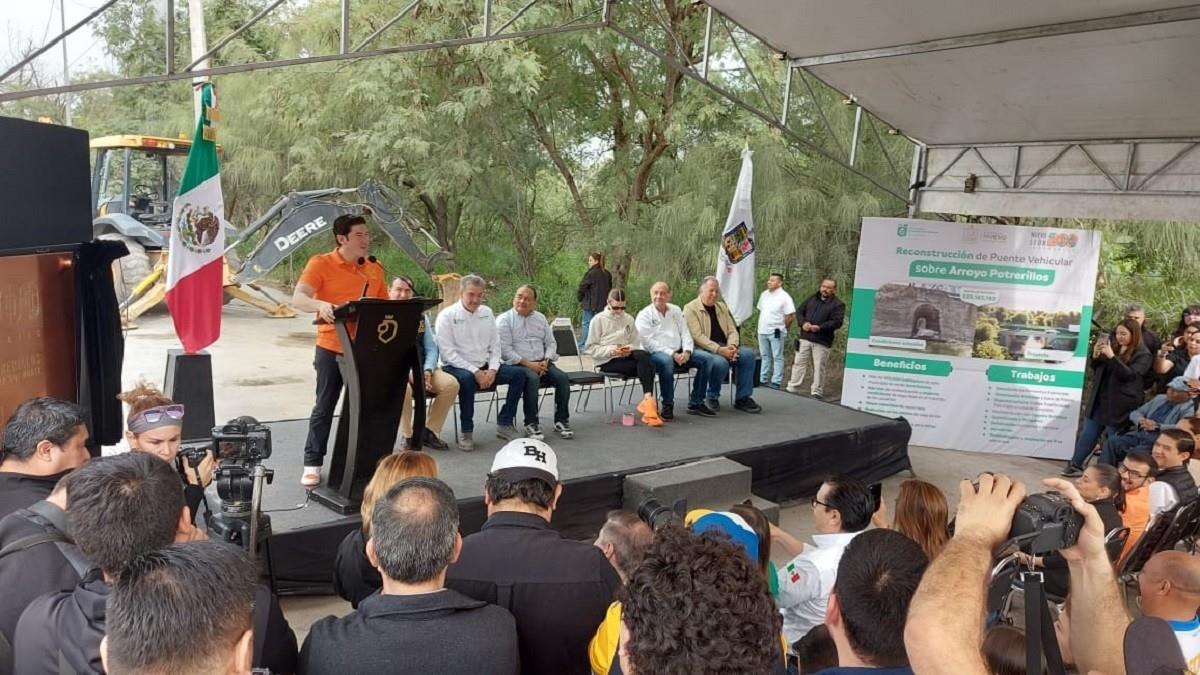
[311,297,440,514]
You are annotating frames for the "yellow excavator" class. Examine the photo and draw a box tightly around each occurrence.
[90,135,446,326]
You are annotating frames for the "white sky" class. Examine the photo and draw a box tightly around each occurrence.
[2,0,117,81]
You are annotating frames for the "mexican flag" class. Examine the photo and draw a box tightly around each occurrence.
[166,82,226,353]
[715,146,756,324]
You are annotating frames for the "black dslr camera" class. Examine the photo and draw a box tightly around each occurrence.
[636,496,688,531]
[212,417,272,463]
[1010,491,1084,555]
[207,417,274,554]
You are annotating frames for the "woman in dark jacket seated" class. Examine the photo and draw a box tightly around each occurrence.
[334,451,439,607]
[1064,319,1152,477]
[1017,464,1125,598]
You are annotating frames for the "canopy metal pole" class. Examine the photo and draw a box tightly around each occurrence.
[354,0,422,52]
[165,0,176,74]
[780,66,793,125]
[0,0,119,84]
[701,6,713,79]
[340,0,351,53]
[849,104,862,166]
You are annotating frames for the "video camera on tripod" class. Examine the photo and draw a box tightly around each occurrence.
[203,417,275,557]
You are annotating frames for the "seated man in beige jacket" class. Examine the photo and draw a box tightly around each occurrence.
[683,277,762,414]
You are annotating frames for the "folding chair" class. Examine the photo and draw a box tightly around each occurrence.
[999,525,1131,621]
[551,319,606,413]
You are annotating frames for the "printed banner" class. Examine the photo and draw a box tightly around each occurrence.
[841,218,1102,458]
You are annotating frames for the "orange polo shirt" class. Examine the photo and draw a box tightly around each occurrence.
[1121,486,1150,562]
[298,249,387,353]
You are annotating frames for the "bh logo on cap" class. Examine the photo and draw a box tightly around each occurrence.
[491,438,559,483]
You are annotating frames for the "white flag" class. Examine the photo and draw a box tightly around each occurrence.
[715,146,756,324]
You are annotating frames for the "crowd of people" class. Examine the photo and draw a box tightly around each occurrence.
[5,380,1200,673]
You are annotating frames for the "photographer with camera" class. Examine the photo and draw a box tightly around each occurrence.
[1014,464,1125,598]
[906,474,1130,675]
[14,454,297,675]
[118,382,213,524]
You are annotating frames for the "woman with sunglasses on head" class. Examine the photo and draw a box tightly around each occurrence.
[118,382,213,524]
[583,289,663,426]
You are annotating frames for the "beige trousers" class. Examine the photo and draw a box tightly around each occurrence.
[786,340,830,396]
[401,369,459,438]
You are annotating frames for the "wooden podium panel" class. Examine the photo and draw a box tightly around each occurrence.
[0,253,76,426]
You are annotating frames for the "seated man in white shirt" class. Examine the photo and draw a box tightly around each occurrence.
[435,275,529,452]
[769,475,874,647]
[635,282,713,420]
[496,285,574,440]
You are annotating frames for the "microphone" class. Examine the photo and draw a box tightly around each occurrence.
[356,255,383,298]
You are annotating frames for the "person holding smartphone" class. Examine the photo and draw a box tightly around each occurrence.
[584,289,664,426]
[1063,319,1153,477]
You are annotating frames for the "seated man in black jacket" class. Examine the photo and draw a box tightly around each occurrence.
[1152,429,1199,506]
[0,476,91,672]
[103,541,259,675]
[302,477,518,675]
[447,439,621,675]
[13,453,298,675]
[0,397,89,520]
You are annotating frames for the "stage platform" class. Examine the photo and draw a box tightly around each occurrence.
[257,387,912,593]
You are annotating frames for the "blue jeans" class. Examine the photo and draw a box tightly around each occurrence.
[1099,429,1158,466]
[579,309,597,350]
[703,346,756,401]
[649,351,710,407]
[758,332,785,386]
[442,364,527,432]
[1069,415,1121,468]
[520,363,571,425]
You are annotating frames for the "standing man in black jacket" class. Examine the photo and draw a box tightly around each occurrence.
[576,252,613,351]
[447,439,621,675]
[787,278,846,400]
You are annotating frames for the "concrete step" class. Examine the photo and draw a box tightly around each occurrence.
[748,494,780,525]
[622,457,752,517]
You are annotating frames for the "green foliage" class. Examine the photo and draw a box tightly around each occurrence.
[7,0,1200,397]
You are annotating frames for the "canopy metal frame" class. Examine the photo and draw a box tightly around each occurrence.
[0,0,917,207]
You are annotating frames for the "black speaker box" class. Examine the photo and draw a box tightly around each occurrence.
[0,116,91,255]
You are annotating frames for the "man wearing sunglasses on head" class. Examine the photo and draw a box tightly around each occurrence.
[0,397,90,520]
[292,214,389,488]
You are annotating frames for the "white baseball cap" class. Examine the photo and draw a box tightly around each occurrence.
[490,438,559,486]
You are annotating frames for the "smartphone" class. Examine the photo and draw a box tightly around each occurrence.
[869,483,883,512]
[1096,334,1110,346]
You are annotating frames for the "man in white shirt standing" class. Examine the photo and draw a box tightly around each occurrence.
[635,282,714,419]
[770,475,874,647]
[496,285,574,440]
[756,273,795,389]
[435,275,529,452]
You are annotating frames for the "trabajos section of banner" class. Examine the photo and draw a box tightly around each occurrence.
[841,218,1102,459]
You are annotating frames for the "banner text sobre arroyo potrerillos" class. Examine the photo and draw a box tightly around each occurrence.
[840,218,1101,458]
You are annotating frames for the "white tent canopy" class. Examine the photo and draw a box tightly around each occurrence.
[705,0,1200,220]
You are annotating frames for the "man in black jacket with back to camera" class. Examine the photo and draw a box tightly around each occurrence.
[447,438,621,675]
[787,278,846,400]
[301,477,518,675]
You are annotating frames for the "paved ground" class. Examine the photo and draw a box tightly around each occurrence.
[121,303,1066,640]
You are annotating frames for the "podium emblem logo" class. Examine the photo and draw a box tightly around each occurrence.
[377,316,399,344]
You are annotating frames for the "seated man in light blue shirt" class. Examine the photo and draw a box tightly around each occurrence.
[496,285,573,439]
[1099,375,1196,465]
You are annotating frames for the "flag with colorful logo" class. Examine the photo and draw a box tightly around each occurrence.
[715,146,756,324]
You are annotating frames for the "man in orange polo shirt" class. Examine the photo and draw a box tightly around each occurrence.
[291,215,388,487]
